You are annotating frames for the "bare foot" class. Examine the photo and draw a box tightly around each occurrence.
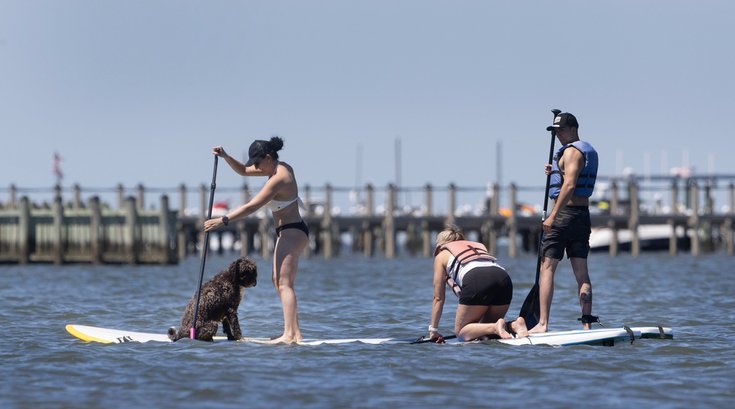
[528,322,548,334]
[512,317,529,338]
[274,331,303,343]
[262,335,300,345]
[495,319,512,339]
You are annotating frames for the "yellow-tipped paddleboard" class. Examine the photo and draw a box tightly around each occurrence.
[66,323,673,346]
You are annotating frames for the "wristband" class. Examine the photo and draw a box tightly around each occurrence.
[428,325,439,333]
[221,216,229,226]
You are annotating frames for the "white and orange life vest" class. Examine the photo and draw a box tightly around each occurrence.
[435,240,498,296]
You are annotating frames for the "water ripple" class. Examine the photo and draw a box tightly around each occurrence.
[1,253,734,408]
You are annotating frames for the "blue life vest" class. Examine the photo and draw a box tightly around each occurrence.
[549,141,598,199]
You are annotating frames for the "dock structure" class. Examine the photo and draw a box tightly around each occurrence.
[0,175,734,264]
[0,186,177,265]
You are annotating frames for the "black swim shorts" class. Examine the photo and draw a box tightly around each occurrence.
[458,265,513,306]
[541,205,591,260]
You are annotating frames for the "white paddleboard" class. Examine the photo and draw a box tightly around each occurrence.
[65,324,397,345]
[242,336,397,346]
[66,324,672,346]
[66,324,173,344]
[498,326,673,346]
[499,327,637,346]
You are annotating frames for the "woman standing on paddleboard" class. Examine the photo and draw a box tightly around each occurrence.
[204,136,309,344]
[427,225,528,342]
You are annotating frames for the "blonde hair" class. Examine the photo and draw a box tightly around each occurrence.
[435,224,465,250]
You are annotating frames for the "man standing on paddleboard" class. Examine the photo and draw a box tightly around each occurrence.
[529,112,599,333]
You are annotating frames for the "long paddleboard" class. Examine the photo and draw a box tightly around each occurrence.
[66,324,672,346]
[499,327,637,346]
[64,324,395,345]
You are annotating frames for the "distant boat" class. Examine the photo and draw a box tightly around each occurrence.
[211,201,229,217]
[589,224,691,252]
[498,203,537,218]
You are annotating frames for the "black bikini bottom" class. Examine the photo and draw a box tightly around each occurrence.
[275,220,310,238]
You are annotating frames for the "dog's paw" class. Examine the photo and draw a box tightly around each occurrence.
[167,326,178,342]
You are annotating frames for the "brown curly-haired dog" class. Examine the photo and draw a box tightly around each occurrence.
[168,257,257,342]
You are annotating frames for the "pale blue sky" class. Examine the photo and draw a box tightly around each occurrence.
[1,1,733,211]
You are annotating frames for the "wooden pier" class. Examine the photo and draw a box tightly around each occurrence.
[1,176,734,264]
[0,190,177,265]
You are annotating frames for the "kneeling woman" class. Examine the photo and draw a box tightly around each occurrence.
[428,225,527,342]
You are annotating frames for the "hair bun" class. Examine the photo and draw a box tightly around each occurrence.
[269,136,284,152]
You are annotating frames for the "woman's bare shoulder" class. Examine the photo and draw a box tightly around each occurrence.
[434,250,450,266]
[275,162,297,181]
[278,161,295,173]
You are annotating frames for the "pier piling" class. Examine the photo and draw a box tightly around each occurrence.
[2,176,734,264]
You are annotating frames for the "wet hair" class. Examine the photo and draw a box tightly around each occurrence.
[435,224,465,249]
[265,136,284,160]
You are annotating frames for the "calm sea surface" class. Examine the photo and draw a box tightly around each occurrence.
[1,249,733,409]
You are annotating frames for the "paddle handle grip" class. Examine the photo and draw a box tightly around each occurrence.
[190,327,195,340]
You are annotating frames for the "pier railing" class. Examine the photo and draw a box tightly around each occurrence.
[0,194,176,265]
[1,175,734,264]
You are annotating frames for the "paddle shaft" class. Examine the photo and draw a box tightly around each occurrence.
[190,156,219,339]
[534,130,557,282]
[519,110,559,326]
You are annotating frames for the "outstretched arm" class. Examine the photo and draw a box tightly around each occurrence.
[429,254,447,340]
[203,167,285,231]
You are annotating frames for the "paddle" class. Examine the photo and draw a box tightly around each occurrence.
[190,155,219,340]
[518,109,561,330]
[411,334,458,344]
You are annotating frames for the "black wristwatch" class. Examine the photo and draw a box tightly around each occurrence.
[221,216,229,226]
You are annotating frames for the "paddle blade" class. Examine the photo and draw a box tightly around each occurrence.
[519,284,540,330]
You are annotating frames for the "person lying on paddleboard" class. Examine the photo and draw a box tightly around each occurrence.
[427,225,528,342]
[204,136,309,344]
